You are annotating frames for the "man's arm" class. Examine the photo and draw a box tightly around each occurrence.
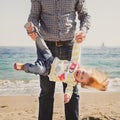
[24,0,41,40]
[75,0,91,43]
[75,0,91,33]
[28,0,41,28]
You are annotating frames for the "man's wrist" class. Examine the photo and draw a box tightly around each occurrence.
[80,27,87,33]
[27,27,36,34]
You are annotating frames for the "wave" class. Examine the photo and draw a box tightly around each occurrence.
[107,78,120,91]
[0,78,120,96]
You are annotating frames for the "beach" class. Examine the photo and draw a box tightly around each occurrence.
[0,92,120,120]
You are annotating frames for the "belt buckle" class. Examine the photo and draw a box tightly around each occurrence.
[55,41,63,47]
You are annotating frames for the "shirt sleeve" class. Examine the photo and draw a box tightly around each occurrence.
[28,0,41,28]
[65,84,74,97]
[75,0,91,33]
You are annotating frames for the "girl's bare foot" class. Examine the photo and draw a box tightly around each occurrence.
[14,63,24,70]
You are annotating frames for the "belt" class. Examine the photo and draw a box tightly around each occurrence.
[45,40,72,47]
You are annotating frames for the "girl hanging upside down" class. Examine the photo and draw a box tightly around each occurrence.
[14,22,108,103]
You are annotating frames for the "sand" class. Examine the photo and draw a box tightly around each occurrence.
[0,92,120,120]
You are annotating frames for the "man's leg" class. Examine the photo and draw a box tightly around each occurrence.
[64,84,80,120]
[58,42,80,120]
[46,40,80,120]
[38,75,55,120]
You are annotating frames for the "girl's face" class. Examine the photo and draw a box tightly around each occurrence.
[74,69,90,84]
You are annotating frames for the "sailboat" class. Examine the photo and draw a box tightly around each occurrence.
[101,42,105,48]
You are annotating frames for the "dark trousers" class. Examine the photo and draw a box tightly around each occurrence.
[38,41,80,120]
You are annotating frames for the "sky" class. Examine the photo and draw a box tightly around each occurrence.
[0,0,120,47]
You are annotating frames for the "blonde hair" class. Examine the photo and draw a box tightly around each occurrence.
[81,76,107,91]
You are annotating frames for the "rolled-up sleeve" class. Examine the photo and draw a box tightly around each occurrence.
[75,0,91,33]
[24,61,46,75]
[28,0,41,28]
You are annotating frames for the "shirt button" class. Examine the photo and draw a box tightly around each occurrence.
[58,23,61,27]
[58,16,61,20]
[56,8,60,12]
[59,31,63,36]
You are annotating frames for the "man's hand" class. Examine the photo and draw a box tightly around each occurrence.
[75,31,86,43]
[64,93,71,104]
[24,22,38,41]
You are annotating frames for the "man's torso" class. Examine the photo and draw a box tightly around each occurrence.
[39,0,79,41]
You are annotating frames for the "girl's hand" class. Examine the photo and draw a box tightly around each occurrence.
[64,93,71,104]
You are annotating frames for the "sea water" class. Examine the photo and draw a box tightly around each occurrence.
[0,46,120,95]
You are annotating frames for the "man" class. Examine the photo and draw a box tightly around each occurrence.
[25,0,90,120]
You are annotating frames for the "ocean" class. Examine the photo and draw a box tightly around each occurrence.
[0,46,120,95]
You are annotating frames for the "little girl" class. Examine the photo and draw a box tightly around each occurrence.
[14,22,108,103]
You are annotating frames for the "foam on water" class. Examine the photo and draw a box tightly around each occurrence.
[0,77,120,96]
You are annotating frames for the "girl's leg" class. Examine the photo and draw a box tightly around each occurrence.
[24,35,54,76]
[36,34,54,74]
[36,33,52,60]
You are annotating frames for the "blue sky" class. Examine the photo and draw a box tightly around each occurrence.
[0,0,120,47]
